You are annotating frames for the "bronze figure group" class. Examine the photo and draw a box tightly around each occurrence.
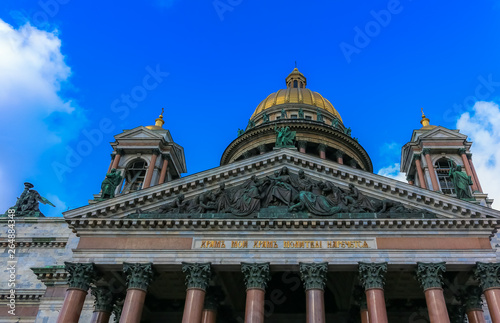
[154,167,426,217]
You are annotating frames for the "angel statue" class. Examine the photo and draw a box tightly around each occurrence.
[3,182,55,217]
[274,125,296,148]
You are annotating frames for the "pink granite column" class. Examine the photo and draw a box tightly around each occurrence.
[58,289,88,323]
[318,144,326,160]
[119,263,153,323]
[111,150,122,169]
[300,262,328,323]
[468,153,483,193]
[475,263,500,323]
[459,149,479,192]
[423,149,440,191]
[143,151,159,189]
[417,262,450,323]
[57,262,98,323]
[242,263,270,323]
[298,141,307,153]
[359,262,388,323]
[336,150,344,165]
[90,286,114,323]
[464,286,486,323]
[415,155,427,189]
[158,156,169,184]
[107,155,114,173]
[181,263,211,323]
[201,290,219,323]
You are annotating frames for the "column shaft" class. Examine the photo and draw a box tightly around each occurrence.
[365,289,388,323]
[107,158,114,173]
[423,288,450,323]
[158,158,169,184]
[119,289,147,323]
[245,288,266,323]
[424,153,440,191]
[468,158,483,192]
[91,311,112,323]
[143,153,158,189]
[415,158,427,189]
[319,150,326,159]
[111,153,121,169]
[201,309,217,323]
[360,308,370,323]
[57,288,87,323]
[460,152,479,192]
[337,155,343,164]
[408,180,414,185]
[484,289,500,322]
[466,310,486,323]
[182,288,206,323]
[306,289,325,323]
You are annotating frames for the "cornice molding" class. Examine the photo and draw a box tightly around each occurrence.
[67,217,500,231]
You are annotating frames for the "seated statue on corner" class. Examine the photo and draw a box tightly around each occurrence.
[449,165,474,200]
[4,182,55,217]
[101,168,122,199]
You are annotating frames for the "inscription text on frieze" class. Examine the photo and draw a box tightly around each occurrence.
[195,239,375,250]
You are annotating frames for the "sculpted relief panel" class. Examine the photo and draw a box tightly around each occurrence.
[136,167,434,219]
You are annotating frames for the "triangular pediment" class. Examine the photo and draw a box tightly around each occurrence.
[114,126,170,141]
[64,149,500,221]
[413,126,467,142]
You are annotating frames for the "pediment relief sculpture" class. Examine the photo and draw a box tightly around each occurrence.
[136,167,434,219]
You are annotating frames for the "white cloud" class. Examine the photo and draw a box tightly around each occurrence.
[377,163,407,182]
[44,194,67,217]
[0,19,84,213]
[457,101,500,210]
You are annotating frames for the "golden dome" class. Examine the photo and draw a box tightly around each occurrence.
[420,108,436,130]
[250,68,342,122]
[146,108,166,130]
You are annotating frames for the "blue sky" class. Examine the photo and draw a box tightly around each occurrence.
[1,0,500,216]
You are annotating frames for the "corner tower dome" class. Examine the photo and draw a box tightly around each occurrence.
[221,68,372,172]
[251,68,343,121]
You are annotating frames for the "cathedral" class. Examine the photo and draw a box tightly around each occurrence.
[2,68,500,323]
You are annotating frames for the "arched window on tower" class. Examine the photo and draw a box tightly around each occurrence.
[293,80,298,88]
[121,159,148,193]
[435,158,456,195]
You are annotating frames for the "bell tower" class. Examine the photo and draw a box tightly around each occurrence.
[401,110,492,207]
[93,109,187,202]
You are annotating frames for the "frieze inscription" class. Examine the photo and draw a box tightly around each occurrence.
[194,239,376,250]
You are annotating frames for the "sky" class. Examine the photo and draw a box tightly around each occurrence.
[1,0,500,216]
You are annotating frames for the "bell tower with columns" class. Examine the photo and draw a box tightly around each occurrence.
[93,109,187,202]
[400,110,492,207]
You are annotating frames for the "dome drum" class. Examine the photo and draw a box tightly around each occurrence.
[221,120,372,172]
[249,104,344,131]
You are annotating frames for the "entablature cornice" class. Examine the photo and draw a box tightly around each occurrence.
[67,217,500,233]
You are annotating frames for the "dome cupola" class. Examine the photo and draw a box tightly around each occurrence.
[221,68,372,172]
